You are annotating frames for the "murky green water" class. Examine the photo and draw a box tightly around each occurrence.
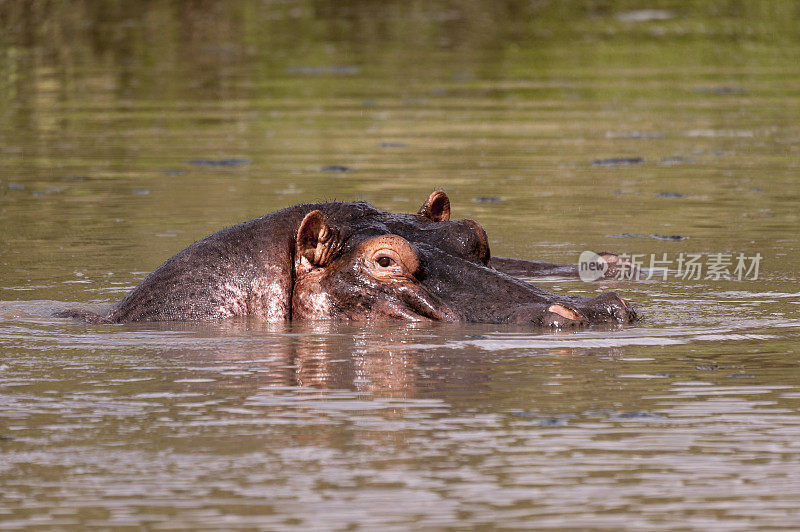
[2,2,800,529]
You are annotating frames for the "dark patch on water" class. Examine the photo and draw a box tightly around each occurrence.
[613,411,665,420]
[509,411,572,426]
[609,233,688,241]
[655,192,686,198]
[537,417,569,427]
[380,142,407,148]
[187,158,251,167]
[696,364,720,371]
[320,165,352,173]
[472,197,503,203]
[32,187,66,197]
[133,189,150,195]
[163,169,187,176]
[697,86,748,95]
[592,157,644,166]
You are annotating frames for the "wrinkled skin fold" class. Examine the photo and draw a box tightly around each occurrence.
[56,191,636,328]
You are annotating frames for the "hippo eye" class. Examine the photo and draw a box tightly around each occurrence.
[376,256,395,268]
[365,238,418,278]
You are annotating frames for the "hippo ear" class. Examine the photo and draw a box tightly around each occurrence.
[296,210,341,270]
[417,190,450,222]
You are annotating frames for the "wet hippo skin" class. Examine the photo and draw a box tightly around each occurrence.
[56,191,636,328]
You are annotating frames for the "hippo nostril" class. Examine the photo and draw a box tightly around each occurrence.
[548,304,582,321]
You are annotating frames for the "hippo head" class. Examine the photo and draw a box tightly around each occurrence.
[291,192,635,327]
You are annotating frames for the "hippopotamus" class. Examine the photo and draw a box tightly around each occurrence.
[57,191,635,327]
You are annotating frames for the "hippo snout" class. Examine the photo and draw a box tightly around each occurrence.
[576,292,637,325]
[502,303,588,328]
[502,292,636,329]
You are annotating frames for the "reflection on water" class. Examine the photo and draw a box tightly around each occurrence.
[3,0,800,529]
[4,311,800,528]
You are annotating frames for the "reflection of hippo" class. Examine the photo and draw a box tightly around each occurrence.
[58,191,635,327]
